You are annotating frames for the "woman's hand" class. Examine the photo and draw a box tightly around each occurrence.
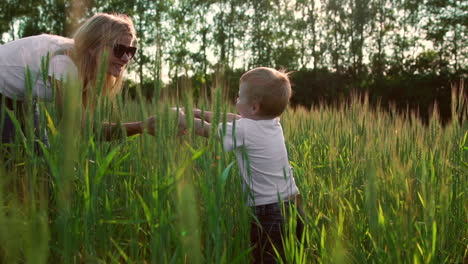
[193,108,202,119]
[143,116,156,136]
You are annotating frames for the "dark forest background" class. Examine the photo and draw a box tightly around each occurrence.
[1,0,466,123]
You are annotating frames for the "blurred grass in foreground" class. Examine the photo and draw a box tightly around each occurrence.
[0,79,466,263]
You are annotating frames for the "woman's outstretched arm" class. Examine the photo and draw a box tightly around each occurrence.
[102,108,186,140]
[102,116,155,140]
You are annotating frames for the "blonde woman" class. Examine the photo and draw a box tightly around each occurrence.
[0,13,158,143]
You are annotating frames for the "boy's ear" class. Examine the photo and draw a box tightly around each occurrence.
[250,101,261,115]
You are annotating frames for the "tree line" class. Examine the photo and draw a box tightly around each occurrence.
[1,0,466,122]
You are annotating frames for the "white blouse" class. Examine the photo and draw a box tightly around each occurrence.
[0,34,77,101]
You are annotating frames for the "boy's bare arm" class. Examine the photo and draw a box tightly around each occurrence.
[225,113,241,122]
[193,108,241,123]
[193,109,213,122]
[193,118,212,137]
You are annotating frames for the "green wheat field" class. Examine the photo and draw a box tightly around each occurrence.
[0,80,466,263]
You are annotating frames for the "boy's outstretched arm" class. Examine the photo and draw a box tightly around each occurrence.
[193,118,212,137]
[193,108,241,123]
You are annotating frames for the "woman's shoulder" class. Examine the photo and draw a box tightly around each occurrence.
[38,34,74,50]
[37,34,73,42]
[4,34,72,46]
[1,34,73,57]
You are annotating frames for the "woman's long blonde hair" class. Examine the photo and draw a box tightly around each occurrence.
[71,13,136,105]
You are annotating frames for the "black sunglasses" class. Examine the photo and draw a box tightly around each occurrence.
[113,44,137,59]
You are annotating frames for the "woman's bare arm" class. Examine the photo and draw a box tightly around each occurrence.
[102,117,155,140]
[51,77,156,140]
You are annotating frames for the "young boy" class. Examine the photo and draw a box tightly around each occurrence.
[188,67,303,263]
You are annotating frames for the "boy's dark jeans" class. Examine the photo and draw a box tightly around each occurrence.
[250,196,305,264]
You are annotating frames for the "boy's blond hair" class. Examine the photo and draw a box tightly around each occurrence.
[240,67,292,117]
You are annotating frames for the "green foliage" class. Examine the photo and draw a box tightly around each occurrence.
[0,86,466,263]
[1,0,465,117]
[0,1,466,261]
[1,0,465,77]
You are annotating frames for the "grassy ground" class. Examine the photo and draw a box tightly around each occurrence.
[0,85,466,263]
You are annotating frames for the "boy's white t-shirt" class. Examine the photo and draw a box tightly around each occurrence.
[218,118,299,206]
[0,34,77,101]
